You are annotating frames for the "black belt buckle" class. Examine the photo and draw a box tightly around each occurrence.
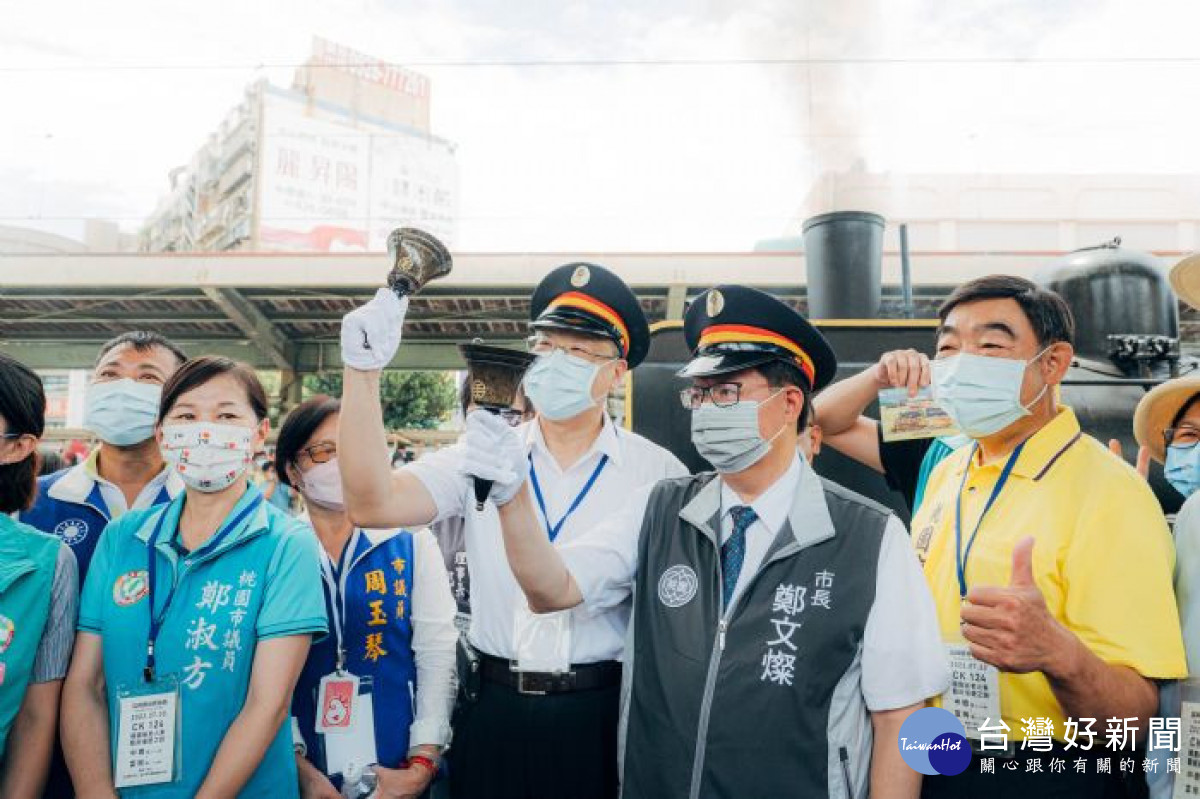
[514,668,574,696]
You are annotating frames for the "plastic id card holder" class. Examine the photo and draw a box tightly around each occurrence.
[944,643,1001,749]
[513,604,572,673]
[1173,681,1200,799]
[322,674,378,781]
[114,675,182,789]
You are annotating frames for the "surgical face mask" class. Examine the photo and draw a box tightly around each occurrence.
[1165,444,1200,499]
[931,348,1050,439]
[522,349,612,421]
[301,458,345,511]
[84,379,162,446]
[161,422,254,493]
[691,390,788,474]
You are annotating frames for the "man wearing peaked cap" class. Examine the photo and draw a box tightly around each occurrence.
[468,283,949,798]
[337,261,686,799]
[529,261,651,369]
[679,284,837,389]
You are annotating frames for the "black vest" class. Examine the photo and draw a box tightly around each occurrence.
[622,472,890,799]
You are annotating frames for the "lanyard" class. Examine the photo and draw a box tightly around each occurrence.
[319,530,361,673]
[954,442,1025,600]
[528,453,609,542]
[143,494,263,682]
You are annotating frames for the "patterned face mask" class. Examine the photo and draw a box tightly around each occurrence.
[161,422,254,493]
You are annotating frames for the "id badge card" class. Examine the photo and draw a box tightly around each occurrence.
[513,604,572,673]
[316,672,359,734]
[944,643,1001,742]
[320,674,378,780]
[1173,681,1200,798]
[114,675,182,789]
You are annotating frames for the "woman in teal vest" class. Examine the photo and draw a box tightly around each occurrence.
[62,356,328,797]
[0,353,80,797]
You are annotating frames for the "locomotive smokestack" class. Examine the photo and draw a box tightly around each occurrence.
[802,211,885,319]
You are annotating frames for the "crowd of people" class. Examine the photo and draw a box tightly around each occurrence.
[1,258,1199,799]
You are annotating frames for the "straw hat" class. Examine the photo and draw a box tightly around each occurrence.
[1134,376,1200,464]
[1170,252,1200,309]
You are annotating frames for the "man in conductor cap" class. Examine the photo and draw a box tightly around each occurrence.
[462,284,949,798]
[338,262,686,799]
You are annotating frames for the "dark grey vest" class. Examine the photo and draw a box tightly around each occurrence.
[622,472,890,799]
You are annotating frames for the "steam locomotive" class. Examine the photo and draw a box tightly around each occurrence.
[626,212,1187,524]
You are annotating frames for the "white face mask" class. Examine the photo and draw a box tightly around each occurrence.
[931,348,1050,439]
[690,390,788,474]
[161,422,254,493]
[522,349,613,421]
[83,378,162,446]
[301,458,345,511]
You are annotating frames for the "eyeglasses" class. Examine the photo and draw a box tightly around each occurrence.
[525,335,616,363]
[0,433,24,441]
[496,408,527,427]
[679,383,745,410]
[1166,426,1200,451]
[299,441,337,464]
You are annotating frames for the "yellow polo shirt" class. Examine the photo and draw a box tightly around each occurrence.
[912,407,1186,740]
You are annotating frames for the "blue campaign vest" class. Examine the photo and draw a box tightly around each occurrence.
[293,529,417,777]
[19,465,175,578]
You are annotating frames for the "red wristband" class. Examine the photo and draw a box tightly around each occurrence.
[404,754,438,773]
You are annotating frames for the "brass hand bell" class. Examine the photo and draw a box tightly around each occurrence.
[386,227,453,298]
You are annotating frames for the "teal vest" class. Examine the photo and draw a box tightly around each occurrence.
[0,516,60,752]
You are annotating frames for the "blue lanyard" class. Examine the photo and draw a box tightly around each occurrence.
[954,442,1025,600]
[143,494,263,682]
[319,531,361,672]
[528,454,609,542]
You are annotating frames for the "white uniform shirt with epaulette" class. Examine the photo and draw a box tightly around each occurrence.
[408,415,688,663]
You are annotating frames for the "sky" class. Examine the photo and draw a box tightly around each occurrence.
[2,0,1200,252]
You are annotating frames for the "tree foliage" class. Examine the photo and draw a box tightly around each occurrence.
[303,371,458,430]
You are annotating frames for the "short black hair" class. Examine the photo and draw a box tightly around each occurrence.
[276,395,341,489]
[755,360,812,432]
[158,356,270,424]
[96,331,188,368]
[938,275,1075,347]
[0,354,45,512]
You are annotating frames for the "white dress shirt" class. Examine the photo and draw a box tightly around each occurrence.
[83,448,176,519]
[408,415,687,663]
[718,455,802,605]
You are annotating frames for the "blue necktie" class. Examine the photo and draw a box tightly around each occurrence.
[721,505,757,607]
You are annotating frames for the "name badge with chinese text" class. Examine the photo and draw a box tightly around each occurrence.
[1173,698,1200,798]
[513,604,572,673]
[321,675,377,780]
[114,677,181,788]
[944,643,1001,739]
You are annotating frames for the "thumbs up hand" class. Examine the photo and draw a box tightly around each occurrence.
[959,537,1071,674]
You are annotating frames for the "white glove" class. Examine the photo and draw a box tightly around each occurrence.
[340,288,409,371]
[461,409,529,506]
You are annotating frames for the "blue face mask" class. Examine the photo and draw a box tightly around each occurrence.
[1165,444,1200,498]
[931,348,1050,439]
[83,378,162,446]
[522,349,611,422]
